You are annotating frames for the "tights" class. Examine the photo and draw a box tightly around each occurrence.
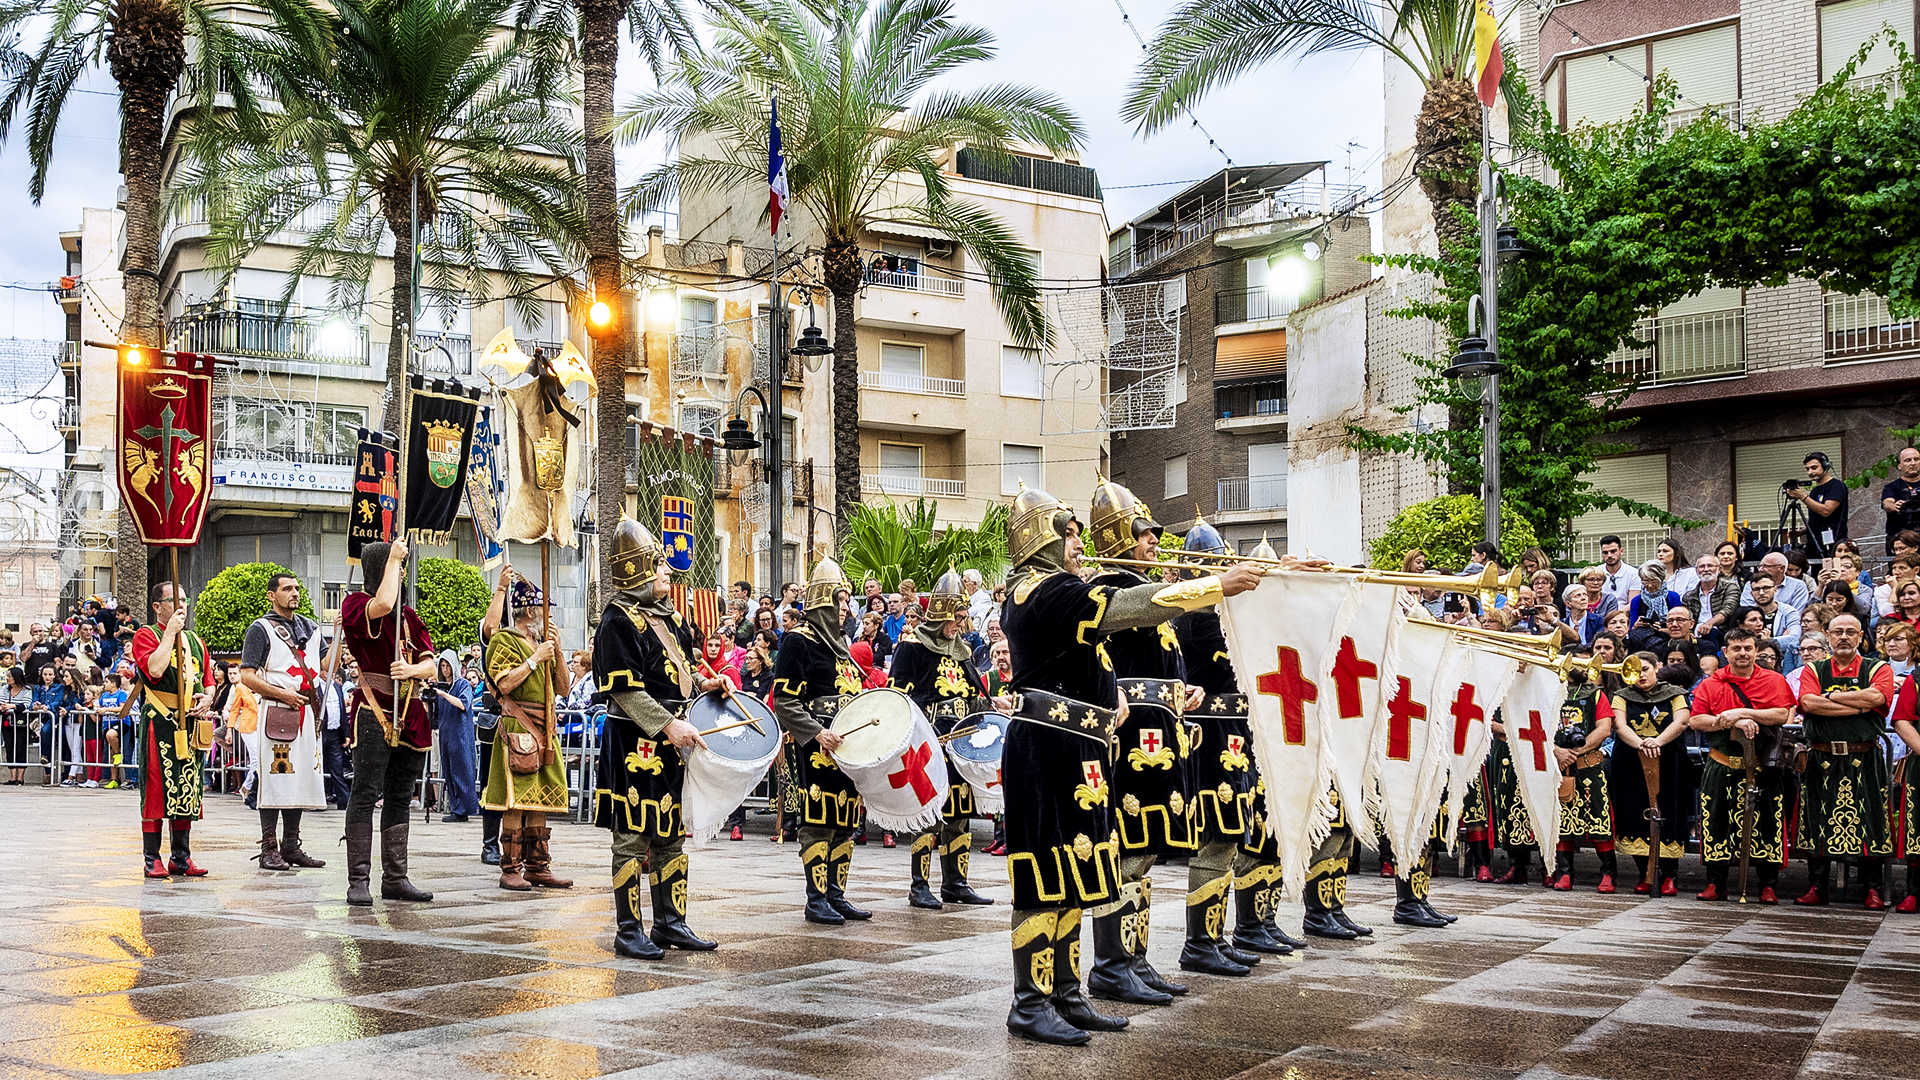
[345,710,425,831]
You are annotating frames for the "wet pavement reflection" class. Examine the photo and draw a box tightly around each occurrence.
[0,789,1916,1077]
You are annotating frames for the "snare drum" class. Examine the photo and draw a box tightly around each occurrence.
[946,711,1008,815]
[681,691,782,838]
[830,688,949,832]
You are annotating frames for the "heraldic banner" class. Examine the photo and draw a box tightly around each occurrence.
[404,374,480,544]
[633,421,718,588]
[466,403,505,570]
[348,428,400,563]
[118,350,217,546]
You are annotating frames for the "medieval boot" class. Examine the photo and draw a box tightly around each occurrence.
[256,816,292,871]
[168,822,207,877]
[1697,863,1727,902]
[907,833,942,910]
[345,820,374,905]
[825,838,871,920]
[1596,847,1618,894]
[939,833,992,905]
[379,825,433,902]
[1179,875,1251,976]
[1897,864,1920,914]
[1131,878,1187,995]
[1007,910,1087,1046]
[1258,875,1308,949]
[1331,907,1373,937]
[1660,858,1681,897]
[1304,860,1357,940]
[801,839,843,925]
[1632,855,1653,894]
[1050,908,1127,1031]
[1393,875,1447,928]
[1551,846,1574,891]
[1495,849,1530,885]
[648,854,717,951]
[1088,901,1170,1005]
[280,813,325,868]
[498,829,533,890]
[1797,859,1831,906]
[612,859,664,960]
[480,810,501,866]
[1232,869,1291,954]
[522,826,573,889]
[142,827,169,879]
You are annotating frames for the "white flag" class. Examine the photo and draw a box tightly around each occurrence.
[1323,581,1405,837]
[1370,618,1453,869]
[1498,664,1566,852]
[1220,570,1355,896]
[1431,641,1521,842]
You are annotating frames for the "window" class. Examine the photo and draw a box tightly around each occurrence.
[315,405,365,460]
[1562,23,1739,127]
[1,570,18,591]
[1164,454,1188,499]
[1821,0,1911,80]
[91,566,112,597]
[879,442,924,494]
[1002,444,1043,494]
[223,400,312,457]
[877,342,926,391]
[1650,24,1738,109]
[880,242,923,276]
[1162,276,1187,316]
[1000,345,1042,398]
[1173,360,1188,407]
[509,299,566,346]
[1248,443,1287,511]
[1571,452,1669,539]
[679,296,717,332]
[679,402,723,440]
[1734,435,1843,524]
[1563,50,1648,126]
[35,566,56,590]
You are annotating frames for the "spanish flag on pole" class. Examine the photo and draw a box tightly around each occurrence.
[1473,0,1504,107]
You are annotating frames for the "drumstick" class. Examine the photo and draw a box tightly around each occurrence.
[698,661,763,733]
[835,717,882,739]
[696,717,766,738]
[937,725,980,744]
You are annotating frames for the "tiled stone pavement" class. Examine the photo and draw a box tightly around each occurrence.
[1,789,1917,1079]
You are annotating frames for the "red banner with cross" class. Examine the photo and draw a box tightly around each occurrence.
[1498,664,1566,851]
[117,350,217,546]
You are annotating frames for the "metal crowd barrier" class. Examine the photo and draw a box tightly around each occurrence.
[2,704,147,788]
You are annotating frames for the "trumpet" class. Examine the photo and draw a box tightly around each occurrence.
[1452,636,1645,684]
[1438,619,1565,656]
[1090,553,1524,607]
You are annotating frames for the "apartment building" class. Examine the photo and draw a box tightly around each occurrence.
[1104,164,1370,552]
[54,209,127,609]
[678,141,1111,538]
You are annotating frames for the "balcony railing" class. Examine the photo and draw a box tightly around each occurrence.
[1567,528,1669,566]
[1214,378,1287,421]
[212,441,356,468]
[1825,291,1919,362]
[1217,474,1286,513]
[859,369,965,397]
[1604,306,1745,386]
[58,342,80,370]
[862,264,966,297]
[674,324,730,381]
[170,307,372,365]
[1659,99,1743,135]
[1215,286,1299,325]
[1112,180,1365,278]
[415,333,473,372]
[862,473,964,498]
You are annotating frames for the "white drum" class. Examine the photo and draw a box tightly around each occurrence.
[829,687,949,832]
[681,691,782,840]
[946,711,1009,815]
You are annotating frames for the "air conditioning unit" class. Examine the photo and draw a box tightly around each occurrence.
[926,239,955,259]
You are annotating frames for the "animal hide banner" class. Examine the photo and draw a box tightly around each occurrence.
[117,351,216,545]
[499,372,585,548]
[1499,664,1567,855]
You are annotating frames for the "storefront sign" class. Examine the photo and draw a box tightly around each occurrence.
[212,458,355,494]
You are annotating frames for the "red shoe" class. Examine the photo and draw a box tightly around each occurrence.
[1633,880,1652,895]
[1696,884,1721,902]
[1596,873,1615,895]
[169,858,208,878]
[144,856,170,880]
[1759,886,1778,905]
[1379,862,1395,878]
[1660,878,1679,898]
[982,842,1006,856]
[729,825,744,842]
[1494,866,1527,885]
[882,832,896,848]
[1474,865,1492,883]
[1552,873,1572,892]
[1895,894,1918,914]
[1864,888,1887,911]
[1795,887,1827,906]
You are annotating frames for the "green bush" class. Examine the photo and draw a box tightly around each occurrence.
[417,557,489,652]
[841,499,1009,589]
[193,563,315,652]
[1368,496,1540,572]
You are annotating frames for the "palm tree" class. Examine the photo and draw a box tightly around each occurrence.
[618,0,1083,532]
[1122,0,1496,256]
[0,0,256,605]
[175,0,587,428]
[840,499,1008,593]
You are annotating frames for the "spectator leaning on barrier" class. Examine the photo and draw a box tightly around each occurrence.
[3,666,30,784]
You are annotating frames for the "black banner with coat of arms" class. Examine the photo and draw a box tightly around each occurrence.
[404,374,481,544]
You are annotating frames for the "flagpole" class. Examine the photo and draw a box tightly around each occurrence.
[765,95,787,596]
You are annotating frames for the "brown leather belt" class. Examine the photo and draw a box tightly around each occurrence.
[1573,748,1604,770]
[1709,748,1746,769]
[1810,741,1873,756]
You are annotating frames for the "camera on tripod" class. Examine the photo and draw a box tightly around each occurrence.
[1781,478,1803,492]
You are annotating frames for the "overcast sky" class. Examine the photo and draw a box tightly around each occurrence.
[0,0,1384,341]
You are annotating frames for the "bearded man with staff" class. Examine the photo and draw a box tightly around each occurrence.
[480,572,573,892]
[592,517,724,957]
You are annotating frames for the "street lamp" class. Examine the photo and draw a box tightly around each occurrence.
[1453,143,1530,545]
[730,283,831,594]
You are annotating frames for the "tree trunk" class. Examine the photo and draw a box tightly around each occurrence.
[1414,77,1483,261]
[381,200,415,432]
[823,239,862,538]
[106,0,188,609]
[579,0,630,608]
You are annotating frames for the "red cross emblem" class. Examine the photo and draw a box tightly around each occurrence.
[1384,675,1426,761]
[1227,734,1244,755]
[1516,709,1551,772]
[1330,636,1378,720]
[285,662,320,694]
[1083,760,1104,788]
[635,741,655,760]
[1449,683,1484,756]
[888,741,938,803]
[1255,645,1317,745]
[1140,728,1162,754]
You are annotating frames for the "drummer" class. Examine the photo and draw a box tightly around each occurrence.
[888,567,1003,909]
[772,556,872,926]
[592,517,725,958]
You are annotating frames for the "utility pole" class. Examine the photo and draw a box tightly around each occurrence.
[765,266,785,595]
[1478,106,1501,547]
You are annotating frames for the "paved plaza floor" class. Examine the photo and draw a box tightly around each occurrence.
[0,789,1917,1079]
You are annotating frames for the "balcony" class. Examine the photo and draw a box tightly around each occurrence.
[859,369,965,397]
[674,323,731,382]
[1214,378,1287,432]
[1825,291,1918,363]
[862,264,965,298]
[861,473,964,498]
[415,333,473,372]
[170,307,373,368]
[58,342,80,371]
[1217,475,1286,514]
[57,284,80,311]
[1214,286,1299,326]
[1604,306,1745,386]
[1112,180,1365,278]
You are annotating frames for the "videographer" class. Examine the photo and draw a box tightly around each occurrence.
[1785,451,1847,558]
[1881,447,1920,554]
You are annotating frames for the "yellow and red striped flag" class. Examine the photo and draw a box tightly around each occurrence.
[1474,0,1504,107]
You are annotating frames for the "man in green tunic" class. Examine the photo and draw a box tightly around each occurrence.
[482,574,573,891]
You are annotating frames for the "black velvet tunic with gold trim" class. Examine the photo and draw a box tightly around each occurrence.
[1002,568,1124,910]
[592,602,696,841]
[1557,689,1614,840]
[1176,609,1255,847]
[1796,658,1894,859]
[773,625,866,829]
[1096,569,1196,858]
[890,636,992,821]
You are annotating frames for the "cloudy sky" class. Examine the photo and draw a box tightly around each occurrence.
[0,0,1384,341]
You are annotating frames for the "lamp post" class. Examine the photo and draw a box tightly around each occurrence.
[722,294,831,594]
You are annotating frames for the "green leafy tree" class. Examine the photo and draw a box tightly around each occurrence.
[174,0,587,429]
[415,557,489,652]
[617,0,1084,531]
[193,563,316,652]
[1368,495,1537,572]
[840,499,1008,591]
[1844,422,1920,490]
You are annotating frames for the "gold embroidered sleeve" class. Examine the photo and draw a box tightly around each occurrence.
[1096,581,1187,633]
[1149,577,1224,613]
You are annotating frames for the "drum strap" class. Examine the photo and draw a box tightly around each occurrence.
[807,695,850,721]
[640,612,696,699]
[1118,678,1187,715]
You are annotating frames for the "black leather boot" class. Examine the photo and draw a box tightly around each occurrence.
[1232,869,1290,954]
[908,833,942,910]
[345,819,374,906]
[613,858,665,960]
[1178,878,1251,976]
[1006,910,1087,1045]
[1332,908,1373,937]
[1304,856,1356,939]
[480,810,501,866]
[825,838,871,920]
[1131,878,1187,995]
[1050,909,1127,1031]
[378,824,433,902]
[1413,856,1456,923]
[257,816,291,871]
[1394,875,1448,928]
[1088,903,1170,1005]
[280,813,325,868]
[1260,876,1308,949]
[802,838,843,925]
[939,833,992,905]
[649,854,717,950]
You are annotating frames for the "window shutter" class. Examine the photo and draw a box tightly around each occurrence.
[1821,0,1909,79]
[1733,435,1844,524]
[1215,329,1287,381]
[1573,453,1669,536]
[1651,23,1739,106]
[1564,51,1646,125]
[1660,286,1742,318]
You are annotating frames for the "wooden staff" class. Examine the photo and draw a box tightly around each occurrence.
[1638,751,1663,894]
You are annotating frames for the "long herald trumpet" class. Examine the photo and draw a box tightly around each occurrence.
[1090,555,1524,607]
[1453,635,1645,684]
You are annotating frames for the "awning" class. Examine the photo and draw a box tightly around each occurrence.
[1215,329,1286,381]
[868,220,947,242]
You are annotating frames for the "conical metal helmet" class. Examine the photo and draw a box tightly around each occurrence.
[1185,513,1228,556]
[1088,476,1160,561]
[926,566,967,623]
[610,517,666,591]
[1008,482,1076,568]
[803,554,848,611]
[1250,532,1278,561]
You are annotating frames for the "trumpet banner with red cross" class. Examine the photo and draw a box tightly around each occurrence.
[1498,664,1565,851]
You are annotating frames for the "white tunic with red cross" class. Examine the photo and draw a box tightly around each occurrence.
[248,614,329,810]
